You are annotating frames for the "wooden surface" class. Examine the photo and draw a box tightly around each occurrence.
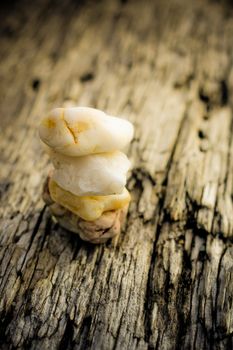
[0,0,233,349]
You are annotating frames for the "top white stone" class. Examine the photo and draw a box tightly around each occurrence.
[39,107,134,157]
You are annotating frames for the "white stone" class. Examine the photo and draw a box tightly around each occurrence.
[39,107,134,157]
[49,149,131,196]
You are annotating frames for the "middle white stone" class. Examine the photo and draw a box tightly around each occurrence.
[49,149,131,196]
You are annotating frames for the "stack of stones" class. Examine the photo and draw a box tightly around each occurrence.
[39,107,134,243]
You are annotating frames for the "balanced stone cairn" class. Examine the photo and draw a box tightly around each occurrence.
[39,107,134,244]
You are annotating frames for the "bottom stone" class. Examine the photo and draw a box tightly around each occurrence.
[43,176,129,244]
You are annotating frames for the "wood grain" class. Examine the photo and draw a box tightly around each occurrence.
[0,0,233,349]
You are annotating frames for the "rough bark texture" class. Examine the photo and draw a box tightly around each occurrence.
[0,0,233,349]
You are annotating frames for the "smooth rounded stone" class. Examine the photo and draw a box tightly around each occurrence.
[49,149,131,196]
[39,107,134,157]
[43,177,129,244]
[48,177,131,221]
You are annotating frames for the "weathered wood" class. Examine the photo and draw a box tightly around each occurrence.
[0,0,233,349]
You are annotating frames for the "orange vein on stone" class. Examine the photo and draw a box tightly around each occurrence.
[42,118,56,129]
[62,111,78,144]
